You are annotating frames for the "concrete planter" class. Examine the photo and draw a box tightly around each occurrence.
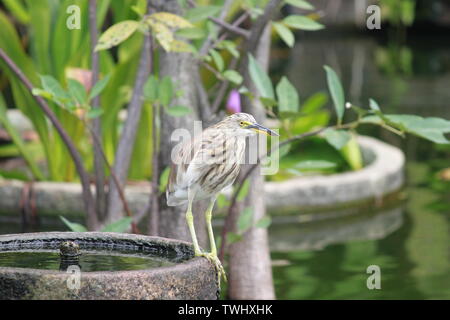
[0,135,404,217]
[0,232,219,300]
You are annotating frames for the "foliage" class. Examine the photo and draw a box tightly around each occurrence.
[60,216,133,233]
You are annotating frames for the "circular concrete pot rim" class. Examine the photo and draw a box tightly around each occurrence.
[0,231,202,276]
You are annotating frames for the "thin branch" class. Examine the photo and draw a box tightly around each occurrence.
[0,48,99,230]
[85,121,139,233]
[211,57,238,114]
[148,102,159,236]
[89,0,107,221]
[199,0,235,56]
[208,16,250,39]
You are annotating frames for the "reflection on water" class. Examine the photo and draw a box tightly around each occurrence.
[0,250,174,272]
[270,31,450,299]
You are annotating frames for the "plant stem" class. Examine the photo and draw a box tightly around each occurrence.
[89,0,106,221]
[148,102,159,236]
[0,48,99,230]
[85,121,139,233]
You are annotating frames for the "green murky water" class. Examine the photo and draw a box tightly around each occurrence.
[0,250,174,271]
[269,31,450,299]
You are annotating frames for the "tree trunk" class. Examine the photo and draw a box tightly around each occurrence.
[228,24,275,299]
[154,0,207,248]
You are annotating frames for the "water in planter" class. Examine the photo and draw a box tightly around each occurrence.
[0,250,174,272]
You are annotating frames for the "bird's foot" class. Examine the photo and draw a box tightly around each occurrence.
[196,251,227,283]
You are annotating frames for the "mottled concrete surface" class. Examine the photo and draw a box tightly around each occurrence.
[0,232,219,300]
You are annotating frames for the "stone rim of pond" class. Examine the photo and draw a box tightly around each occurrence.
[0,232,219,300]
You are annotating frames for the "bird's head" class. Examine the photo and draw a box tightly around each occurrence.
[220,113,279,137]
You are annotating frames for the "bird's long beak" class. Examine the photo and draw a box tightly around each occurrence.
[246,123,279,136]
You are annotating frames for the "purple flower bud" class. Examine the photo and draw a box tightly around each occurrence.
[226,89,241,114]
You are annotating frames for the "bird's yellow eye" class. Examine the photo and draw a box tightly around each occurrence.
[240,121,245,126]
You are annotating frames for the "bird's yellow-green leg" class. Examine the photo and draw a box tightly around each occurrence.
[186,194,202,256]
[200,196,227,282]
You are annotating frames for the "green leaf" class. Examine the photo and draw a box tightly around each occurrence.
[248,53,275,99]
[209,49,224,72]
[301,92,328,114]
[324,128,351,150]
[295,160,337,170]
[89,74,111,100]
[185,6,222,22]
[223,70,243,85]
[67,79,87,106]
[59,216,88,232]
[176,27,206,39]
[39,75,70,102]
[341,133,363,170]
[86,108,104,119]
[31,88,53,100]
[159,167,171,193]
[144,75,159,102]
[158,76,173,107]
[256,215,272,229]
[273,22,295,48]
[237,207,253,233]
[95,20,139,51]
[260,97,278,108]
[218,40,240,58]
[324,65,345,124]
[101,217,133,233]
[227,232,243,244]
[284,0,315,10]
[369,98,381,111]
[283,15,324,31]
[165,105,192,117]
[276,76,299,115]
[147,12,193,29]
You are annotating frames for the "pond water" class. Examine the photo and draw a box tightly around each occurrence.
[0,250,174,272]
[0,31,448,299]
[269,30,450,299]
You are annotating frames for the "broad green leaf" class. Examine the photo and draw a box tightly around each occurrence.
[223,70,243,85]
[283,15,324,31]
[324,65,345,124]
[165,105,192,117]
[324,128,351,150]
[86,108,104,119]
[273,22,295,48]
[169,39,195,53]
[256,215,272,229]
[148,20,174,51]
[95,20,139,51]
[101,217,133,233]
[284,0,315,10]
[227,232,243,244]
[301,92,328,114]
[89,74,111,100]
[248,53,275,99]
[185,6,222,22]
[158,76,173,107]
[159,167,171,193]
[276,76,299,115]
[369,98,381,111]
[67,79,87,106]
[341,133,363,170]
[59,216,88,232]
[260,97,278,108]
[31,88,53,100]
[39,75,70,101]
[209,49,224,72]
[2,0,30,24]
[144,75,158,102]
[217,40,240,58]
[295,160,337,170]
[237,207,253,233]
[148,12,193,29]
[176,27,206,39]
